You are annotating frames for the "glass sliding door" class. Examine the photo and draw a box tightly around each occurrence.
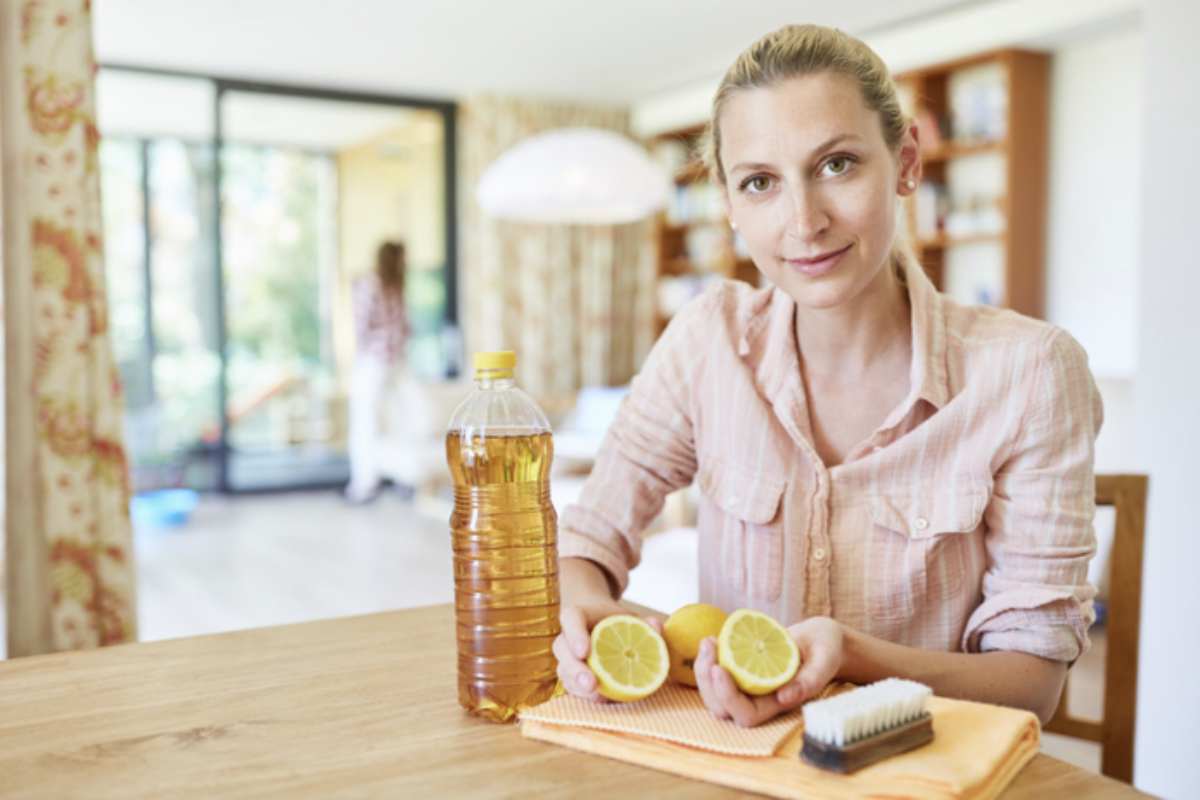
[221,91,412,489]
[99,139,156,479]
[96,68,455,492]
[219,141,338,481]
[97,70,221,491]
[147,140,222,488]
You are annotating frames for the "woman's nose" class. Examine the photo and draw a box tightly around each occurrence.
[788,185,831,240]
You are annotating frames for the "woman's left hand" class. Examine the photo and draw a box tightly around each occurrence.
[694,616,844,727]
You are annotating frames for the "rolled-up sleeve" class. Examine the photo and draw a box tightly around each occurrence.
[558,297,706,595]
[962,329,1104,662]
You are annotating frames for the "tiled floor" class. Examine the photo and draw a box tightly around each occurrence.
[1,490,1104,773]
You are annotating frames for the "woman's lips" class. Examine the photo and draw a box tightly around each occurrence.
[785,244,852,277]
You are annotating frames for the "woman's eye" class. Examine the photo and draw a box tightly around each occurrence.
[821,156,853,177]
[741,175,773,193]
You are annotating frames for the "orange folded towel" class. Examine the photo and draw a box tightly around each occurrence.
[520,685,1039,800]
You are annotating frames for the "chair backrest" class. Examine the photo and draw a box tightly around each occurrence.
[1044,474,1148,784]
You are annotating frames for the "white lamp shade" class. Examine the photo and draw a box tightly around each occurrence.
[477,127,671,225]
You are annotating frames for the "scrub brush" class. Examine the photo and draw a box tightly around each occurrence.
[800,678,935,773]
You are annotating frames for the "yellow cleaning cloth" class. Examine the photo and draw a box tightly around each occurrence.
[520,686,1040,800]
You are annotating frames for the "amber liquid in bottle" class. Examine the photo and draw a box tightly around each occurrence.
[446,430,561,722]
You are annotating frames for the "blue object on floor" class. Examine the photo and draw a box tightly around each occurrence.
[131,489,198,528]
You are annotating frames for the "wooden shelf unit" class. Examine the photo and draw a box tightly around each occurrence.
[673,161,709,186]
[898,49,1050,318]
[649,124,760,337]
[921,139,1007,163]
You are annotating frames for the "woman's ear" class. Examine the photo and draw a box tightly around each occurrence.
[897,122,922,195]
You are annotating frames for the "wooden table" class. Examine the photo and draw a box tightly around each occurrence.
[0,604,1150,798]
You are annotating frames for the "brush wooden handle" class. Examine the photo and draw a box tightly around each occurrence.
[800,713,935,773]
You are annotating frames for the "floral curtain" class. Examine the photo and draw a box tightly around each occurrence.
[459,95,657,400]
[1,0,137,656]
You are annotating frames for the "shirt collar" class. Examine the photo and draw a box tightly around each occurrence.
[737,286,799,401]
[736,255,950,412]
[903,256,950,411]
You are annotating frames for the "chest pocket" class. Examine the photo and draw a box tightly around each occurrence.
[698,461,787,601]
[865,488,987,620]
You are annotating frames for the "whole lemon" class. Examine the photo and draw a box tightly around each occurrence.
[662,603,728,686]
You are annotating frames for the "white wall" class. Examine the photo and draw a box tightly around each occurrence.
[1093,376,1139,471]
[1043,28,1144,475]
[1132,1,1200,795]
[1045,29,1142,381]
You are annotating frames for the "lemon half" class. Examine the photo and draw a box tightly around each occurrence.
[662,603,728,687]
[586,615,669,703]
[717,609,800,696]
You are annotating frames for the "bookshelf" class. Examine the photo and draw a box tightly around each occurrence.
[648,124,759,337]
[897,48,1050,318]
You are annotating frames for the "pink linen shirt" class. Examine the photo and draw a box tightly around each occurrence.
[559,259,1102,663]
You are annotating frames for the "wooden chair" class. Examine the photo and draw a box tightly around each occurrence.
[1044,474,1148,783]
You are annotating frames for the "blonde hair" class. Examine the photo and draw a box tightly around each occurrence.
[700,24,918,275]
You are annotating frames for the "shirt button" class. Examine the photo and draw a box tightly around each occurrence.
[914,517,929,531]
[813,547,827,561]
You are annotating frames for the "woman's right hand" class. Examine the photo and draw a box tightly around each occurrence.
[553,602,667,701]
[553,602,625,702]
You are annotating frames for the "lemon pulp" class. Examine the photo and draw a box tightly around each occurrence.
[717,609,800,696]
[586,615,669,702]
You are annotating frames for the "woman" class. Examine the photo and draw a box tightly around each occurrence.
[553,24,1101,727]
[345,241,410,503]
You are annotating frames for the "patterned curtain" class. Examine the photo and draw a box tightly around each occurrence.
[1,0,137,655]
[459,95,657,399]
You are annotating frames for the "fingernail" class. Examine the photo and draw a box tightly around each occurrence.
[577,672,593,690]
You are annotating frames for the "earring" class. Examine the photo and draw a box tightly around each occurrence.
[730,221,738,231]
[904,179,916,190]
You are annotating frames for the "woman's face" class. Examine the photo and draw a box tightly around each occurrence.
[718,72,919,310]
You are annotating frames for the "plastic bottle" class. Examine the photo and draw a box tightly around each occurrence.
[446,351,561,722]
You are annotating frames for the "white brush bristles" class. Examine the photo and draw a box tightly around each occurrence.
[802,679,933,747]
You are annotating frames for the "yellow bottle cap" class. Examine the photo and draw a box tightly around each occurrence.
[474,351,516,376]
